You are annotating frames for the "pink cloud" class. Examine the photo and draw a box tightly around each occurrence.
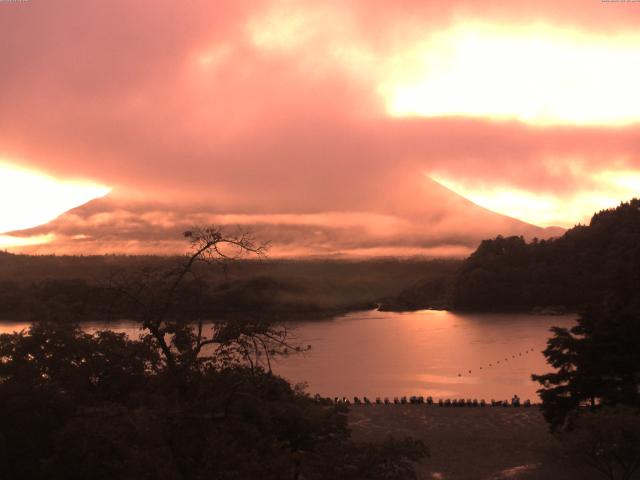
[1,0,638,254]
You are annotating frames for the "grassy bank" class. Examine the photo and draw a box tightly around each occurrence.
[349,406,598,480]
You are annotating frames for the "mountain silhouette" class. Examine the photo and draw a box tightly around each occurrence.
[8,176,564,256]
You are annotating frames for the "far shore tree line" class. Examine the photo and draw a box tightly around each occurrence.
[0,249,460,322]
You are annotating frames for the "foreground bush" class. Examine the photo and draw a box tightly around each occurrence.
[0,322,426,480]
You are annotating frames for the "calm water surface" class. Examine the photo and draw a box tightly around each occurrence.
[0,310,575,402]
[275,310,575,402]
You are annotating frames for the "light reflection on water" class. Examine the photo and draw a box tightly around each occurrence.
[274,310,575,401]
[0,309,575,402]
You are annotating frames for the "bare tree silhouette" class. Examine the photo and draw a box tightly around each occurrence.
[108,226,306,377]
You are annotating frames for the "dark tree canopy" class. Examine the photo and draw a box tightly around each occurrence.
[557,407,640,480]
[452,198,640,311]
[517,202,640,478]
[532,299,640,430]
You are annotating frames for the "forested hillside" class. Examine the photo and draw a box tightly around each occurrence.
[452,198,640,311]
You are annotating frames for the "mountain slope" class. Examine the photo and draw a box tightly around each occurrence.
[8,176,564,257]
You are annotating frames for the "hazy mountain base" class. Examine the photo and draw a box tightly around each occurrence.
[0,252,461,322]
[9,179,564,258]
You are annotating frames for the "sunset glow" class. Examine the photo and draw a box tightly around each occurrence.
[4,3,640,475]
[431,170,640,227]
[382,23,640,126]
[0,234,55,249]
[2,1,640,254]
[0,161,110,242]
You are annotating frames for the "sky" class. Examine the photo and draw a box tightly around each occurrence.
[1,0,640,256]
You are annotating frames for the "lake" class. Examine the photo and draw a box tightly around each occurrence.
[0,309,575,402]
[275,310,575,402]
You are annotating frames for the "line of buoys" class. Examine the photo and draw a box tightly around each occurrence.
[455,348,539,378]
[314,394,534,408]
